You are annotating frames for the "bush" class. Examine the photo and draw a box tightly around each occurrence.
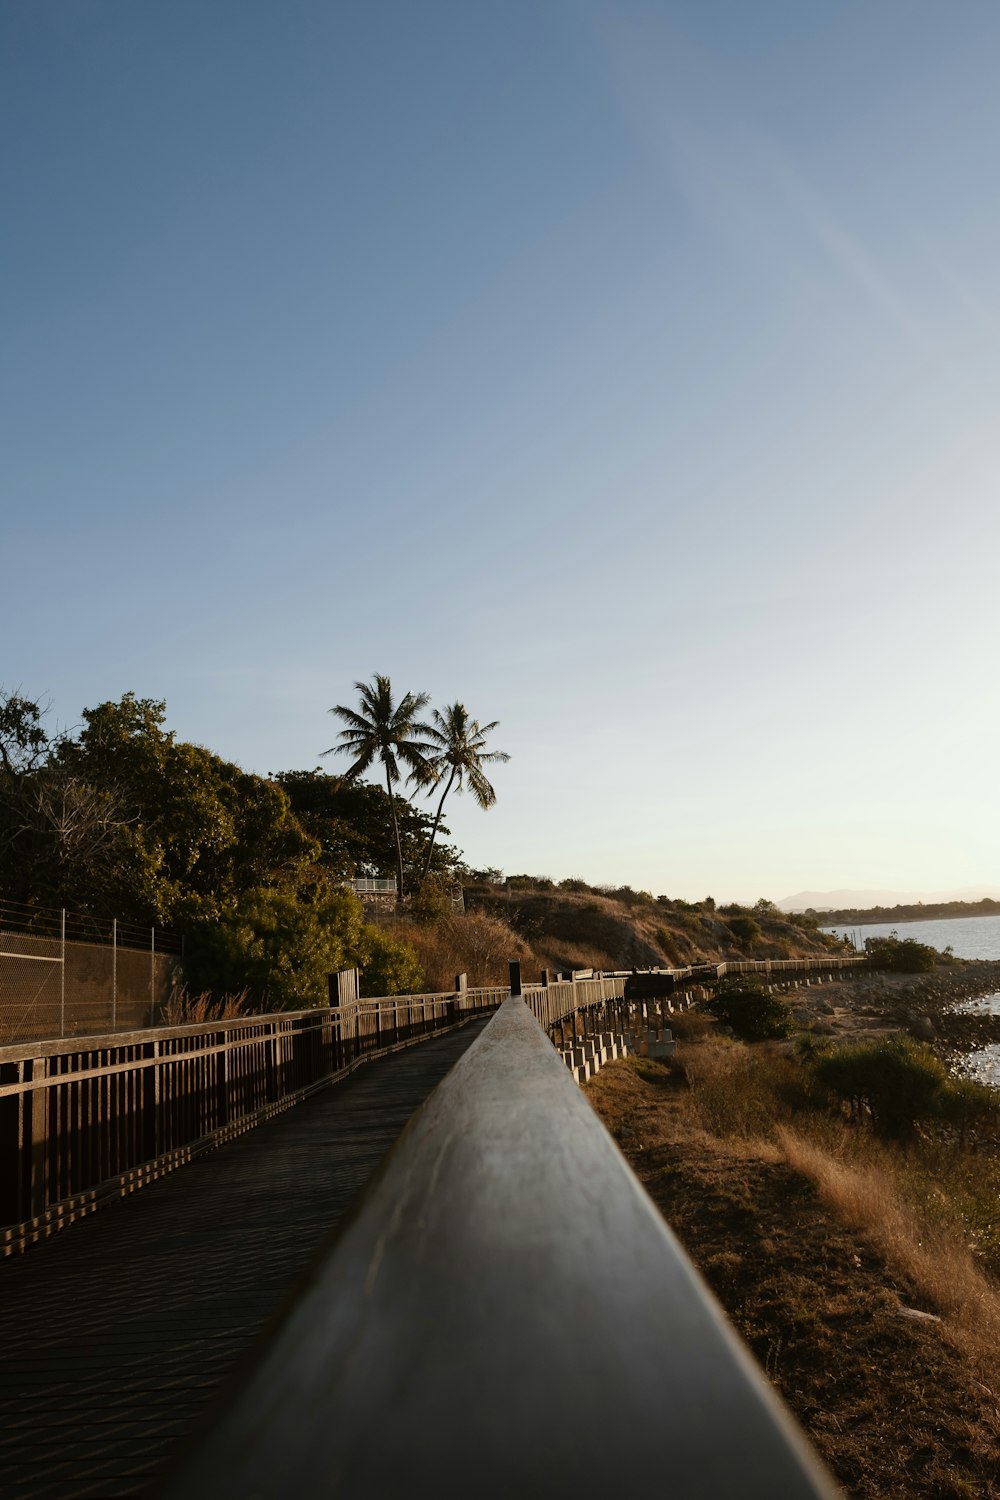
[358,928,423,997]
[184,887,423,1010]
[812,1037,948,1137]
[706,978,794,1041]
[727,915,762,946]
[865,934,938,973]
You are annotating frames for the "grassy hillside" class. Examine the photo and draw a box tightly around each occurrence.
[458,882,844,979]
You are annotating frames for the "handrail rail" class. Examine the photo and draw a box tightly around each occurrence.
[162,997,838,1499]
[0,957,862,1255]
[0,984,505,1252]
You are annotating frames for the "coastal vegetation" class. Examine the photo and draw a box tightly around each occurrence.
[809,896,1000,926]
[864,934,941,973]
[587,1003,1000,1497]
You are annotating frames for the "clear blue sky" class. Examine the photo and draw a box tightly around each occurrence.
[4,1,999,902]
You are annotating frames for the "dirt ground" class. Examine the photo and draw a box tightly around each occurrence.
[585,1056,1000,1500]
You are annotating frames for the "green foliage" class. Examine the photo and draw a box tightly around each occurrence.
[0,691,432,1009]
[937,1075,1000,1143]
[811,1036,961,1138]
[358,928,423,998]
[184,887,423,1010]
[865,934,938,973]
[322,674,434,899]
[418,702,508,883]
[0,689,50,776]
[45,694,316,923]
[275,770,461,883]
[506,873,554,890]
[706,978,794,1041]
[727,915,762,946]
[407,873,453,924]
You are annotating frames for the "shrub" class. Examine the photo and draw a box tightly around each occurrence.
[936,1075,1000,1145]
[183,886,422,1010]
[865,934,938,973]
[706,978,794,1041]
[812,1036,948,1137]
[727,915,762,946]
[358,928,423,996]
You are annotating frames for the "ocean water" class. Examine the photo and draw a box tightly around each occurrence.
[822,913,1000,961]
[821,914,1000,1084]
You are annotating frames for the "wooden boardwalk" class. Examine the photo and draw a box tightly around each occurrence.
[0,1019,490,1498]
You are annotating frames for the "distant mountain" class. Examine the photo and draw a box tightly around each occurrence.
[778,887,1000,913]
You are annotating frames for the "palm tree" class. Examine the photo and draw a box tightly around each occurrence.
[419,703,510,884]
[322,675,433,901]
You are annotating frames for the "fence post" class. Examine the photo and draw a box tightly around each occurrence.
[509,961,522,997]
[60,909,66,1039]
[149,927,156,1026]
[112,917,117,1033]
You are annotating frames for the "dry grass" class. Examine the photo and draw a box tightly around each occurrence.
[778,1126,1000,1387]
[387,910,532,991]
[614,1028,1000,1391]
[585,1050,1000,1496]
[158,987,252,1024]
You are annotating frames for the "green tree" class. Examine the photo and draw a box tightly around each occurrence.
[322,676,433,901]
[0,689,50,777]
[52,693,315,922]
[418,703,509,884]
[275,770,462,882]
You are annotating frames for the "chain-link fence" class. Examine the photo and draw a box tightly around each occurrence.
[0,900,182,1043]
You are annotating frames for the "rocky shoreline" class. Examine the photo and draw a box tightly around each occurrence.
[783,960,1000,1074]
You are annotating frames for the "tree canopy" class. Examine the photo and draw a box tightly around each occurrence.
[0,677,509,1009]
[0,689,421,1006]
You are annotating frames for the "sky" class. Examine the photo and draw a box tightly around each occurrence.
[3,0,1000,903]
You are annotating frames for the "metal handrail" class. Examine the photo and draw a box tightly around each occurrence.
[162,996,837,1498]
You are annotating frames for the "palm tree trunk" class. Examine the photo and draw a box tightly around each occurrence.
[420,766,456,885]
[386,762,405,903]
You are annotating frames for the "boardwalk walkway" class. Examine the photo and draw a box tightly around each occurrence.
[0,1018,490,1499]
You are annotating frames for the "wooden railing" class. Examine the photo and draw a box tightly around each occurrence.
[0,983,504,1255]
[523,953,867,1033]
[0,956,865,1256]
[163,995,838,1499]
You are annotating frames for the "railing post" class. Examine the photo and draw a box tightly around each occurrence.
[60,909,66,1039]
[149,927,156,1026]
[508,961,522,998]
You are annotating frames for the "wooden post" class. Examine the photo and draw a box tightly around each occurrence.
[509,961,522,997]
[29,1058,48,1219]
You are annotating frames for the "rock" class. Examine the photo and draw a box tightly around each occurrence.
[894,1305,941,1324]
[618,1125,635,1141]
[908,1015,936,1041]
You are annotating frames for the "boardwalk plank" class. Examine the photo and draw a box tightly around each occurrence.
[0,1019,488,1498]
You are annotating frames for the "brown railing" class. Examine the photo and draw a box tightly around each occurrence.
[522,954,867,1033]
[0,982,504,1255]
[0,956,865,1256]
